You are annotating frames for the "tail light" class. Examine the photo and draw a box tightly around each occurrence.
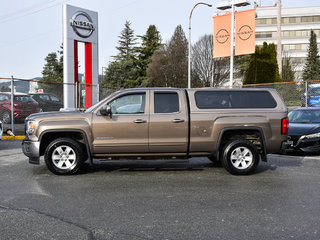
[281,117,289,135]
[310,94,316,98]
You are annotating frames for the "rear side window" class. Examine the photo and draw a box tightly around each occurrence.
[154,92,179,113]
[195,91,277,109]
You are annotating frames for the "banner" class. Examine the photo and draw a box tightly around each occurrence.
[235,9,255,56]
[213,13,231,58]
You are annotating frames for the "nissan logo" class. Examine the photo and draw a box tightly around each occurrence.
[237,25,253,41]
[70,11,95,38]
[215,29,230,44]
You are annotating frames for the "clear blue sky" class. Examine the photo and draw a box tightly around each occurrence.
[0,0,318,79]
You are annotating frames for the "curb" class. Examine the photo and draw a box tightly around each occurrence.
[1,136,25,140]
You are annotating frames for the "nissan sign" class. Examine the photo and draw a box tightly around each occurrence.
[70,11,95,38]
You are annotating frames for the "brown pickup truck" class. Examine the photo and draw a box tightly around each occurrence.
[22,88,290,175]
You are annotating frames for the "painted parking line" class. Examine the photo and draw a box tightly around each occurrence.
[1,136,25,140]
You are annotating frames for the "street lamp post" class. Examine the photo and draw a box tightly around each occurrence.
[188,2,212,89]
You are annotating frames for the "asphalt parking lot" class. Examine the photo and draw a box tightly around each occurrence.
[0,140,319,240]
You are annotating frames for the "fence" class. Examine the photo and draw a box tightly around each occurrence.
[1,76,320,136]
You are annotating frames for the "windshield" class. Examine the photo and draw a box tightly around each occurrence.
[288,110,320,123]
[14,96,35,102]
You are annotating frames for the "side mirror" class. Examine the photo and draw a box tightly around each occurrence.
[100,105,112,118]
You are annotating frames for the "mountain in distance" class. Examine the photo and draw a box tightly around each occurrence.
[0,74,85,93]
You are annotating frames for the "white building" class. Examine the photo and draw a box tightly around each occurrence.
[255,5,320,80]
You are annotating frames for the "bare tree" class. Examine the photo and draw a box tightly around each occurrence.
[192,34,229,87]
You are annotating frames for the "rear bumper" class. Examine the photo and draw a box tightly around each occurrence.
[22,140,40,164]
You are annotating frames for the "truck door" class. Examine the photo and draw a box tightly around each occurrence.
[149,90,188,153]
[92,91,149,154]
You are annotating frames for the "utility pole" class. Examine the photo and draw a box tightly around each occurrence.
[277,0,282,76]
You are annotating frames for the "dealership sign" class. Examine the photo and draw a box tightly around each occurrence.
[63,4,98,109]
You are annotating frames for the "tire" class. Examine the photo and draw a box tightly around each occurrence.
[1,110,11,124]
[44,138,84,175]
[221,139,259,175]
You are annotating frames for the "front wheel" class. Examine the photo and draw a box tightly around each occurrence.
[221,139,259,175]
[44,138,84,175]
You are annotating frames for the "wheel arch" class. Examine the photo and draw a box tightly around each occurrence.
[216,127,267,162]
[39,129,92,165]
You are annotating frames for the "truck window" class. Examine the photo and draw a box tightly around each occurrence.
[154,92,179,113]
[195,91,277,109]
[109,93,146,114]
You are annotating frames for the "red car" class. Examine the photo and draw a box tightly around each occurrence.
[0,92,40,124]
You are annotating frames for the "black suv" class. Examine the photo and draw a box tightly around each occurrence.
[29,93,63,112]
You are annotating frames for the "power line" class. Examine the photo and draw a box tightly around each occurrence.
[0,0,58,20]
[0,0,70,25]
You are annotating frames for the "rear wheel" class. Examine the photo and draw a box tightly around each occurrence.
[44,138,84,175]
[221,139,259,175]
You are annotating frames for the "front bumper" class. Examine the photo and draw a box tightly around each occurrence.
[287,135,320,152]
[22,140,40,164]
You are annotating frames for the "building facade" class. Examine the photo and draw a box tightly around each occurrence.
[255,6,320,80]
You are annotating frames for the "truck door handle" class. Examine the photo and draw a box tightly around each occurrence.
[134,119,147,124]
[172,119,185,123]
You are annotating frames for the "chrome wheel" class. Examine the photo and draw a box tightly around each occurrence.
[222,139,259,175]
[52,145,77,170]
[230,146,253,170]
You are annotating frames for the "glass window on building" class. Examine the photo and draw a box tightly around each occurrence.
[301,16,313,22]
[282,18,290,24]
[258,18,266,24]
[289,17,296,23]
[283,45,290,51]
[266,18,273,24]
[283,31,290,37]
[296,31,302,37]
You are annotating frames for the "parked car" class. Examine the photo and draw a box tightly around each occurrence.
[301,84,320,107]
[0,92,39,124]
[288,108,320,152]
[29,93,63,112]
[0,120,2,140]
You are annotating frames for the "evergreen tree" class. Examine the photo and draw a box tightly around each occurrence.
[244,42,282,84]
[302,30,320,81]
[147,25,188,88]
[282,55,295,82]
[115,21,137,60]
[134,25,162,86]
[103,21,138,88]
[41,45,63,99]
